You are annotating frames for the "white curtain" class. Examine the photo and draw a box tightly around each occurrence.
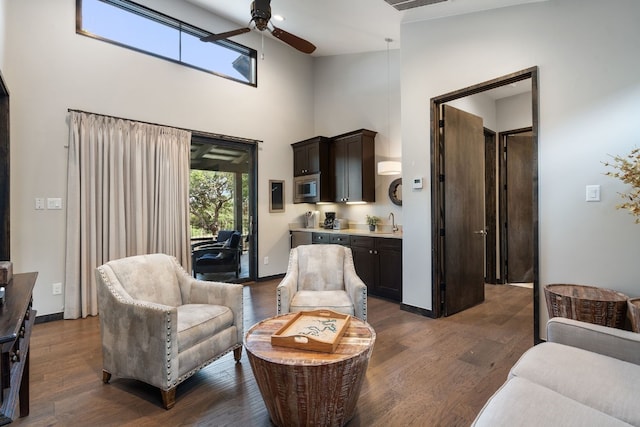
[64,111,191,319]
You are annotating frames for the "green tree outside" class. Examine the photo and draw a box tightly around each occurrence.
[190,170,235,237]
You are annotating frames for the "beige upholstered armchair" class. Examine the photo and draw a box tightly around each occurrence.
[95,253,243,409]
[277,244,367,321]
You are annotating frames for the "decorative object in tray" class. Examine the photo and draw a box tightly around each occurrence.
[271,309,351,353]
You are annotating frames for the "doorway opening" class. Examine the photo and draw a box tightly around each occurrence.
[190,133,258,283]
[430,67,540,343]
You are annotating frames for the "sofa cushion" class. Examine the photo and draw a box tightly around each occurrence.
[509,342,640,426]
[472,377,631,427]
[290,290,354,316]
[177,304,234,351]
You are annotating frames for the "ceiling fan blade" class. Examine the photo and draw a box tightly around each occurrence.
[270,26,316,54]
[200,27,251,43]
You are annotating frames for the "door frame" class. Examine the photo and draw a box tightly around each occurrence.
[0,70,9,261]
[430,66,540,343]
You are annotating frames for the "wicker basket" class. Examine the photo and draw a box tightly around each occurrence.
[628,298,640,333]
[544,284,629,329]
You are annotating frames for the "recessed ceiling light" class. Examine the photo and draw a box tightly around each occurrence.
[272,14,285,21]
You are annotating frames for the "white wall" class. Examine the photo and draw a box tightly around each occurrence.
[313,50,403,228]
[0,1,6,70]
[401,0,640,336]
[496,92,532,132]
[4,0,315,315]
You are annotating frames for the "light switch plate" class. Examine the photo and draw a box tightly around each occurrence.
[586,185,600,202]
[47,197,63,209]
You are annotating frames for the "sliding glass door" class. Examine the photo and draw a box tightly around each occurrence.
[190,133,257,283]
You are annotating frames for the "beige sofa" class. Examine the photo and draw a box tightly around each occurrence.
[473,317,640,426]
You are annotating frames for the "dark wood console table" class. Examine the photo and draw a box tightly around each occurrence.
[0,272,36,425]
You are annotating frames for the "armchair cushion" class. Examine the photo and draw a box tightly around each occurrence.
[290,290,355,316]
[108,253,182,307]
[177,304,234,350]
[296,244,345,291]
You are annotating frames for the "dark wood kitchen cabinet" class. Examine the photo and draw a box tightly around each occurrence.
[350,236,402,301]
[292,136,331,176]
[311,232,349,246]
[333,129,376,203]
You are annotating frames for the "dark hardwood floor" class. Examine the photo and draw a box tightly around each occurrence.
[15,281,533,427]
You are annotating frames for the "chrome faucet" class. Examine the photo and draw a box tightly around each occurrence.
[389,212,399,232]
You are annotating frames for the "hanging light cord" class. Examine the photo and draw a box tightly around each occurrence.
[386,38,392,160]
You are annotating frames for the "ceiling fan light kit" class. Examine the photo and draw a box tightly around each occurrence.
[200,0,316,54]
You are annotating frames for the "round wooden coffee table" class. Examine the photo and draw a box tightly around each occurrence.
[244,313,376,427]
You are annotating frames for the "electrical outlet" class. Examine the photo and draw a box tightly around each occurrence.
[263,256,269,265]
[35,198,45,210]
[52,282,62,295]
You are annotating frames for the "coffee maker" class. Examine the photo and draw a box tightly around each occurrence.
[303,211,318,228]
[323,212,336,229]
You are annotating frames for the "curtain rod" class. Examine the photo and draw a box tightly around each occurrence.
[67,108,262,145]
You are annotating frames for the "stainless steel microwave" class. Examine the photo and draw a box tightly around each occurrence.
[294,173,320,203]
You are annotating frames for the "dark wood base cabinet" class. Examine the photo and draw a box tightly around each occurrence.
[350,236,402,302]
[0,272,36,425]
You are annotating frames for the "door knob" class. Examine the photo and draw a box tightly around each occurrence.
[473,230,487,235]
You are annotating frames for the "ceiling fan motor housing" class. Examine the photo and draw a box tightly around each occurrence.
[251,0,272,31]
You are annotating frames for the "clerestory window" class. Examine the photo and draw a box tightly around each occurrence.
[76,0,257,86]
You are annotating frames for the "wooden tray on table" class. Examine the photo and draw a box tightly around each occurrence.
[271,310,351,353]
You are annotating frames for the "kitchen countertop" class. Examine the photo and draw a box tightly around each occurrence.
[289,227,402,239]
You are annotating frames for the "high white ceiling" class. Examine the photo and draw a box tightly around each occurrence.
[185,0,547,56]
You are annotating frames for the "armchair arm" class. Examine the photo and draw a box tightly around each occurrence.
[277,250,299,315]
[174,261,243,343]
[343,249,367,321]
[547,317,640,365]
[96,266,179,391]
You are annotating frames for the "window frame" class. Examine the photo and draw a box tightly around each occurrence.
[76,0,258,87]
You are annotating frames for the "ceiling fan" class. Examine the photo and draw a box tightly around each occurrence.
[200,0,316,54]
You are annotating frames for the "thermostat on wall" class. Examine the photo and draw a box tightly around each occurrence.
[412,177,423,189]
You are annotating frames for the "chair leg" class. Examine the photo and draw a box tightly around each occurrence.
[161,387,176,410]
[233,346,242,362]
[102,370,112,384]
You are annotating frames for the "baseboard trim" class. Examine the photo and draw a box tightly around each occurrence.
[257,273,285,282]
[35,312,64,324]
[400,303,435,318]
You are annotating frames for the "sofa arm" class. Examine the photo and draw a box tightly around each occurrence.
[547,317,640,365]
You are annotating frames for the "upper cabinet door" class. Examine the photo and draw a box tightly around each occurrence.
[333,129,376,203]
[292,136,331,176]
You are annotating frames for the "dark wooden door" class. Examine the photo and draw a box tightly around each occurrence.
[505,134,534,283]
[443,105,485,316]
